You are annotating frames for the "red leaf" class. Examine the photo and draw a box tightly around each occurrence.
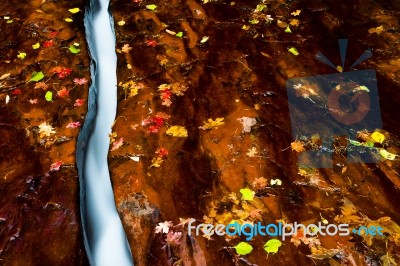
[146,40,158,47]
[43,40,55,48]
[74,99,84,106]
[11,89,21,95]
[57,87,69,97]
[51,67,72,79]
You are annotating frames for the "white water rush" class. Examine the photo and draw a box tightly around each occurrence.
[81,0,133,265]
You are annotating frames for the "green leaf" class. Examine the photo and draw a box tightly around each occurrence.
[240,188,255,201]
[234,242,253,255]
[146,4,157,10]
[380,149,397,160]
[17,52,27,59]
[263,239,282,254]
[45,91,53,101]
[30,71,44,82]
[249,19,259,25]
[285,26,292,33]
[69,45,80,54]
[176,32,183,38]
[255,4,267,12]
[349,139,362,146]
[288,47,299,55]
[32,42,40,49]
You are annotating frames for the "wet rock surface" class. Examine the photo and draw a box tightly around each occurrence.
[108,0,400,265]
[0,0,90,264]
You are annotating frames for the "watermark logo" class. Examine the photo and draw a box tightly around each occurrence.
[188,220,384,241]
[286,39,382,168]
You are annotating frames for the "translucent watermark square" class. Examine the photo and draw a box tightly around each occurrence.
[286,40,383,168]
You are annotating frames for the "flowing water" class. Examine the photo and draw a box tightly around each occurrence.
[80,0,133,264]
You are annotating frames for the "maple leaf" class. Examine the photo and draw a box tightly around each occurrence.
[34,82,49,90]
[38,122,56,138]
[155,147,168,157]
[111,137,124,151]
[119,80,143,98]
[165,231,182,246]
[155,221,174,234]
[50,67,72,79]
[291,140,305,153]
[146,40,157,47]
[73,78,88,85]
[121,44,132,53]
[74,99,84,106]
[237,117,257,133]
[57,87,69,98]
[199,118,225,130]
[66,121,81,128]
[43,40,54,48]
[151,157,163,167]
[246,147,258,157]
[50,161,63,171]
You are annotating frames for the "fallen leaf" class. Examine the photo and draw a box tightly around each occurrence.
[200,36,209,43]
[263,239,282,253]
[371,131,385,143]
[166,126,188,137]
[155,221,173,234]
[30,71,45,82]
[38,122,56,137]
[240,188,255,201]
[146,4,157,10]
[50,161,63,171]
[151,156,163,167]
[32,43,40,49]
[68,8,80,13]
[69,45,80,54]
[285,26,292,33]
[17,52,27,59]
[246,147,258,157]
[118,20,125,26]
[288,47,299,55]
[199,118,225,130]
[380,149,397,160]
[176,32,183,38]
[291,140,305,152]
[291,10,301,16]
[45,91,53,101]
[0,73,10,80]
[121,44,132,53]
[73,78,88,85]
[111,137,124,151]
[368,25,384,34]
[64,18,73,22]
[234,242,253,255]
[66,121,81,128]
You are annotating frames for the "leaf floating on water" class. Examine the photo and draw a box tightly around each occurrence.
[308,246,340,260]
[380,149,397,160]
[336,65,343,73]
[240,188,255,201]
[146,4,157,10]
[270,179,282,186]
[38,122,56,137]
[371,131,385,143]
[117,20,125,26]
[151,157,163,167]
[263,239,282,253]
[64,18,73,22]
[45,91,53,101]
[175,31,183,38]
[288,47,299,55]
[234,242,253,255]
[277,20,288,28]
[285,26,292,33]
[291,140,305,152]
[69,45,80,54]
[30,71,45,82]
[111,137,124,151]
[166,126,188,137]
[32,43,40,49]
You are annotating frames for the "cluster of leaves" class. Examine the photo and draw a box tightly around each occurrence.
[141,112,170,133]
[151,147,169,168]
[157,83,188,107]
[119,80,144,99]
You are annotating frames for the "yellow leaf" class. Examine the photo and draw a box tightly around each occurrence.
[199,117,225,130]
[166,126,188,137]
[17,52,26,59]
[288,47,299,55]
[118,20,125,26]
[380,149,397,160]
[69,8,80,14]
[371,131,385,143]
[151,157,163,167]
[291,140,305,152]
[64,18,73,22]
[290,19,300,26]
[368,25,384,34]
[336,65,343,73]
[32,43,40,49]
[291,10,301,16]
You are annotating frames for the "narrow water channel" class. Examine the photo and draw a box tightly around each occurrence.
[80,0,133,264]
